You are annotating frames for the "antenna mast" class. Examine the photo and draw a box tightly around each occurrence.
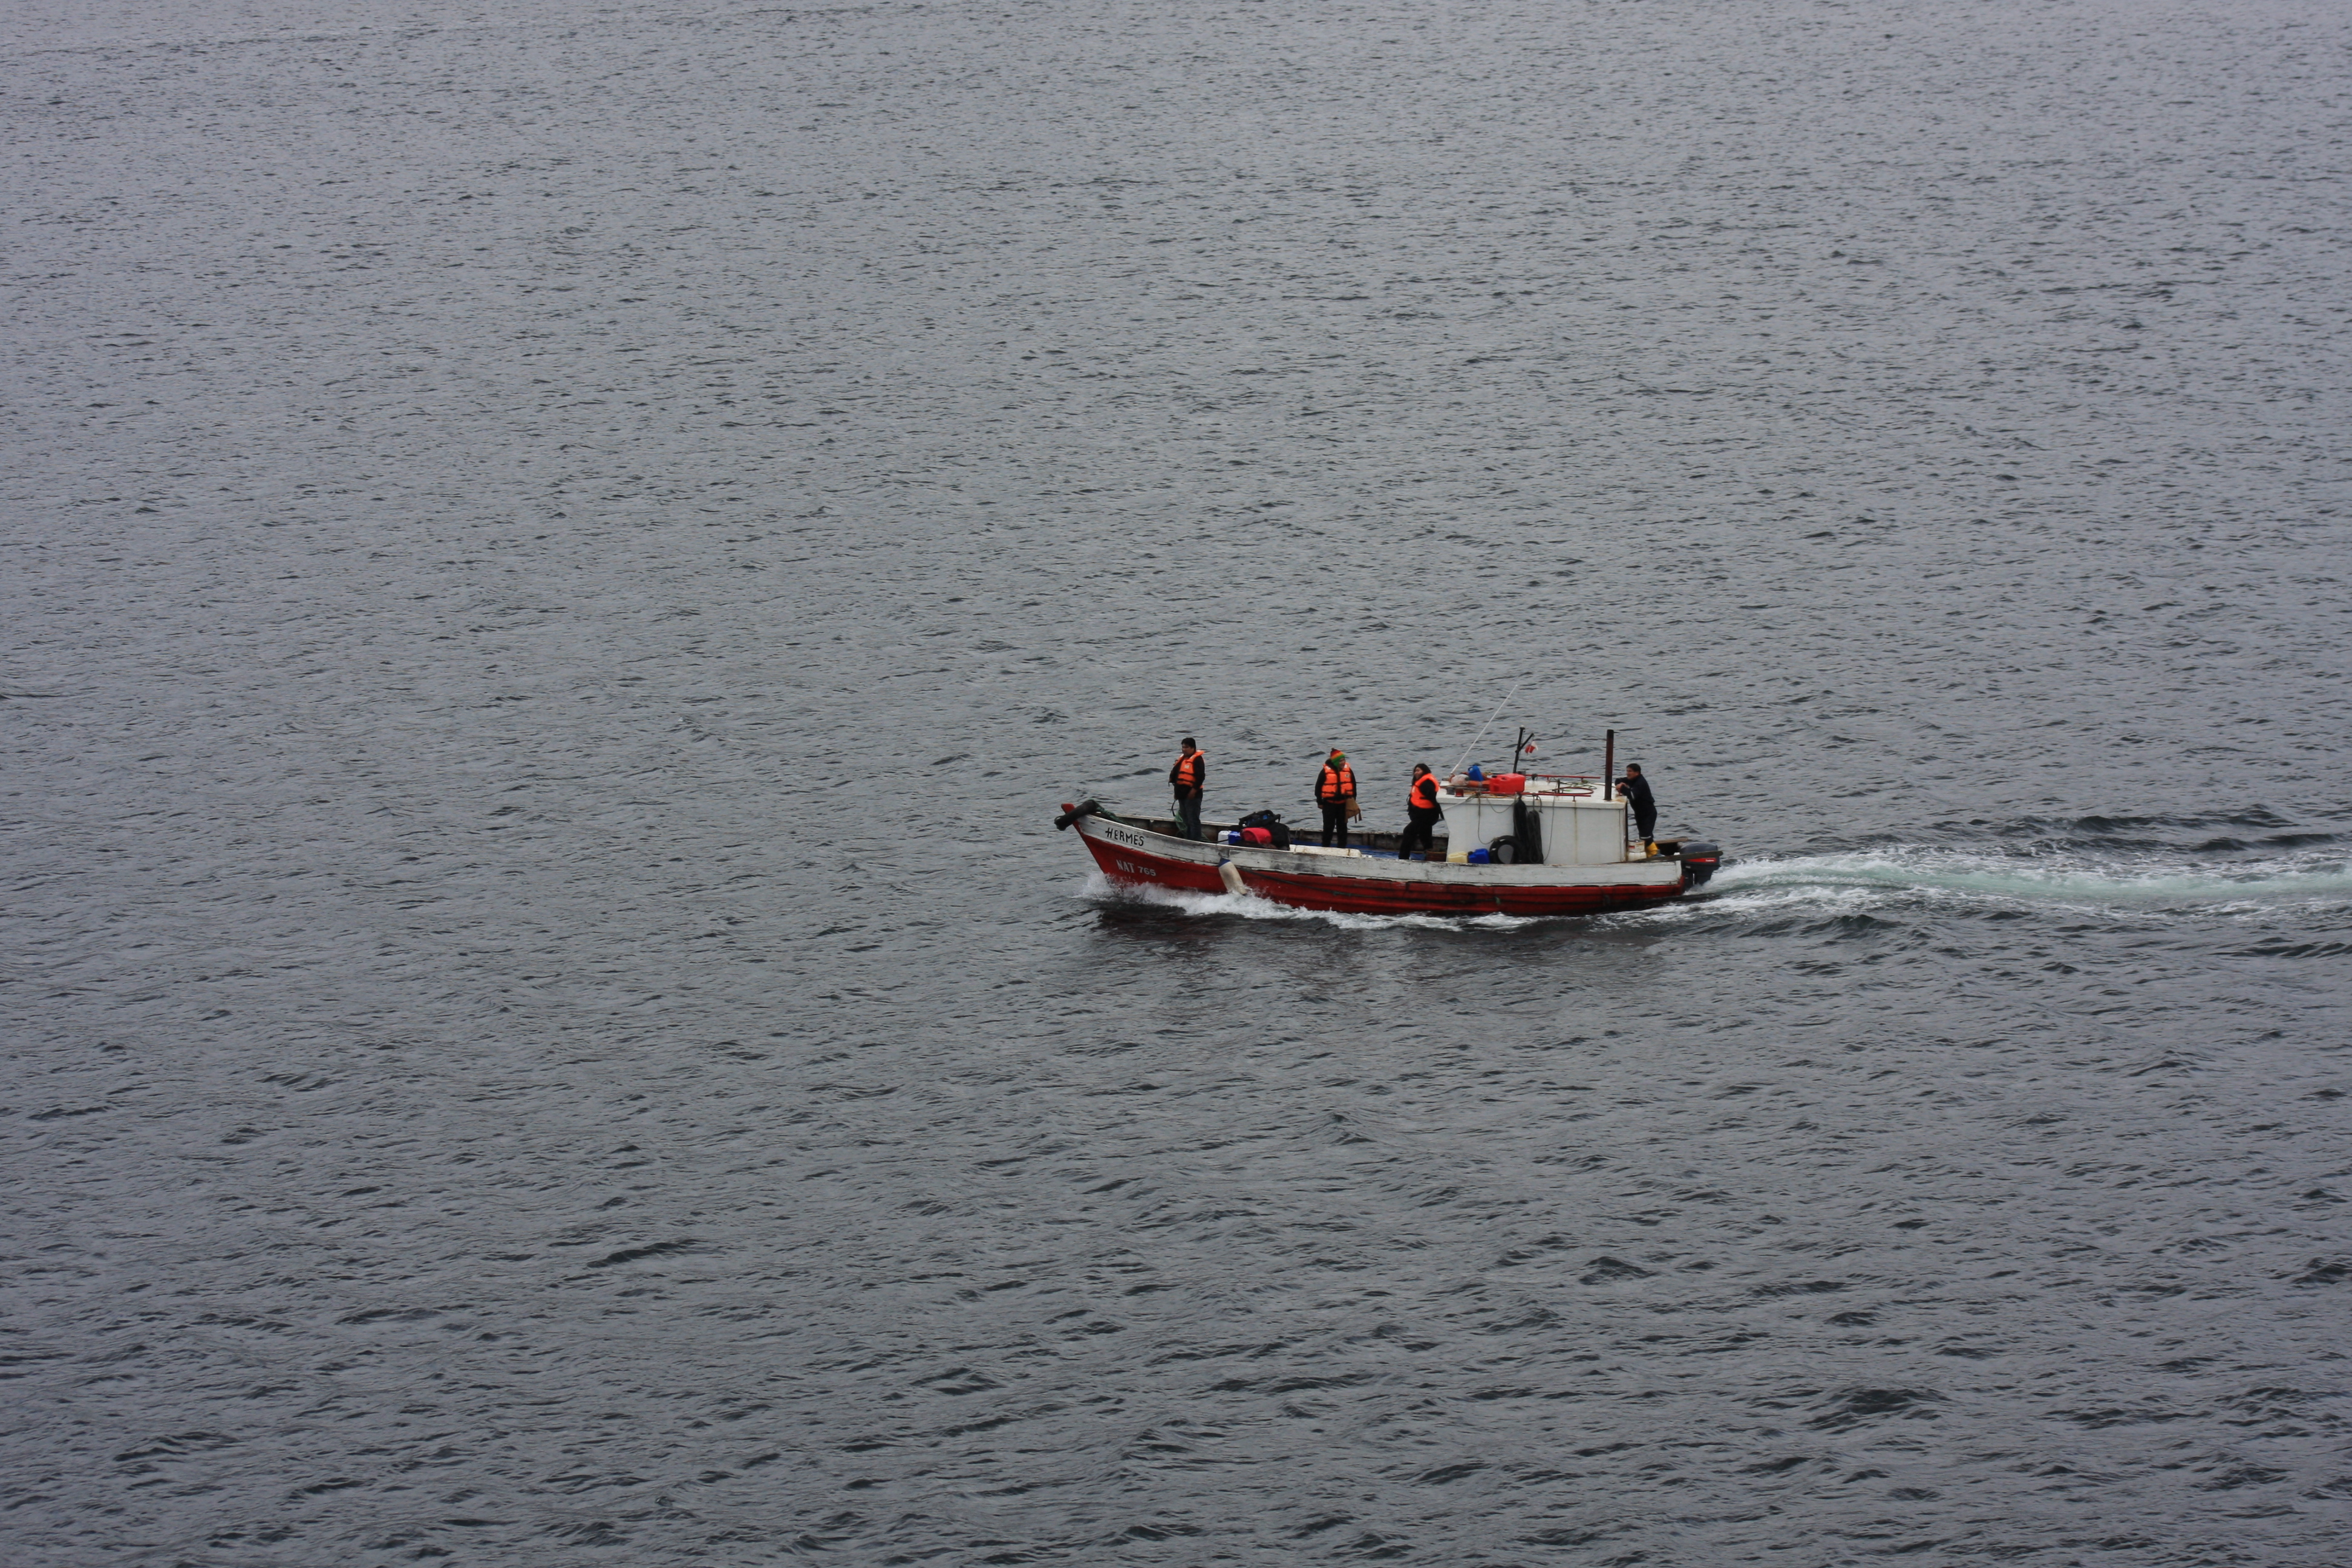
[1449,678,1524,779]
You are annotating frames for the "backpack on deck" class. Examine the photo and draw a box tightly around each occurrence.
[1236,809,1293,849]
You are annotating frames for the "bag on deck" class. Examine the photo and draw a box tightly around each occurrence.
[1235,809,1292,849]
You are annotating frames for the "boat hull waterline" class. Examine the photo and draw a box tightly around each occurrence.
[1065,807,1712,918]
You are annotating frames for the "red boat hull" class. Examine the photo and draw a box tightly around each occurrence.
[1077,821,1688,917]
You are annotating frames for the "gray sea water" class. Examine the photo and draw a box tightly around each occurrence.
[7,1,2351,1563]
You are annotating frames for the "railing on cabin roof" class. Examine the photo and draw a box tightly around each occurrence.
[1442,772,1615,797]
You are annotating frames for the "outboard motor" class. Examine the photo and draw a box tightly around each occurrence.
[1677,840,1721,887]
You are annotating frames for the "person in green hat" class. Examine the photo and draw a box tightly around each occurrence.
[1314,748,1359,848]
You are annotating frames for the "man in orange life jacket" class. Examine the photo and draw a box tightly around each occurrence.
[1168,737,1206,840]
[1315,749,1358,848]
[1398,763,1442,858]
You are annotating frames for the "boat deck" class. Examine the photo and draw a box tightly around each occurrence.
[1068,806,1700,916]
[1117,812,1682,863]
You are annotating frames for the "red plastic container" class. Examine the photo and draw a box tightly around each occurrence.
[1240,826,1273,846]
[1487,773,1526,794]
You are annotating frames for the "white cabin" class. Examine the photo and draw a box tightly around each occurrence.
[1435,775,1632,866]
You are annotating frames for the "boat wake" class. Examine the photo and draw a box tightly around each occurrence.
[1079,841,2352,933]
[1689,845,2352,918]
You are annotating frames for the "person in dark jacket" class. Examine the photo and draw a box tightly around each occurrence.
[1398,763,1443,858]
[1169,737,1206,840]
[1617,763,1656,852]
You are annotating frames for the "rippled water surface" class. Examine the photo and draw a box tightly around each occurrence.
[7,1,2351,1563]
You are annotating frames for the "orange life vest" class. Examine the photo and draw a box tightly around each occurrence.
[1171,750,1205,791]
[1409,773,1438,811]
[1316,761,1356,803]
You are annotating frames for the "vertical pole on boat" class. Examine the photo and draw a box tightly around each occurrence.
[1603,729,1615,799]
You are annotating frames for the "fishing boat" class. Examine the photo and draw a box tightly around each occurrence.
[1055,746,1720,918]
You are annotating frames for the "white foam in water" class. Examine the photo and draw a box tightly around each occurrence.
[1705,847,2352,914]
[1084,848,2352,931]
[1081,871,1539,931]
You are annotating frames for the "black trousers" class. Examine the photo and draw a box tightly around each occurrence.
[1176,793,1202,840]
[1319,803,1351,848]
[1633,804,1657,841]
[1398,807,1442,857]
